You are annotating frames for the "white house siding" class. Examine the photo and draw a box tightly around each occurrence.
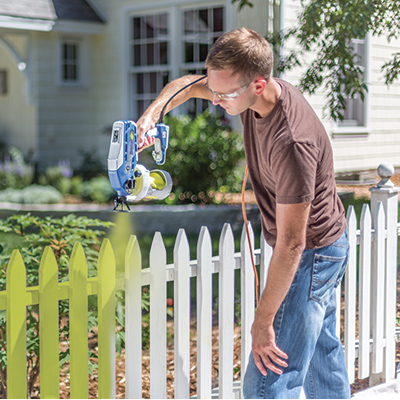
[0,34,37,158]
[34,30,110,168]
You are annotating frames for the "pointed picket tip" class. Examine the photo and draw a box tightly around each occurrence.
[175,228,189,249]
[150,231,165,258]
[219,223,234,248]
[375,200,385,218]
[241,221,254,241]
[346,205,357,223]
[360,203,371,220]
[198,225,211,243]
[174,228,190,256]
[125,234,141,261]
[6,249,26,284]
[98,238,116,273]
[197,226,212,257]
[39,246,58,286]
[70,241,86,264]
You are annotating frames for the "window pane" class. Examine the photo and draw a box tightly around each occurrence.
[213,8,223,32]
[199,43,208,62]
[159,14,168,36]
[137,73,144,94]
[147,43,154,65]
[199,9,209,31]
[185,42,194,63]
[134,44,141,66]
[160,42,168,64]
[146,15,154,39]
[133,17,141,39]
[184,10,195,34]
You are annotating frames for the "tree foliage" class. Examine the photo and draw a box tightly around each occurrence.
[234,0,400,120]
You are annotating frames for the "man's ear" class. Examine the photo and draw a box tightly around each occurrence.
[254,76,267,95]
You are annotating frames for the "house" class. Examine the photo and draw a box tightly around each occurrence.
[0,0,399,175]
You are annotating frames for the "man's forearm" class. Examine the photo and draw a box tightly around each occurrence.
[139,75,207,126]
[255,241,304,325]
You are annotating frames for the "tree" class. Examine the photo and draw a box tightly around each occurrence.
[232,0,400,121]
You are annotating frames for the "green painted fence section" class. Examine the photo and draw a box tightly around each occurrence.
[0,238,119,399]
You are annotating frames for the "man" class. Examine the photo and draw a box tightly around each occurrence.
[137,27,350,399]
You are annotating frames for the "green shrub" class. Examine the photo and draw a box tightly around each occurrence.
[74,150,106,181]
[0,185,63,204]
[80,176,115,204]
[158,110,245,204]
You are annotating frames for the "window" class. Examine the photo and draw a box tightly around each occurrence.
[182,7,224,116]
[129,4,225,118]
[130,13,170,117]
[0,70,7,94]
[334,37,370,135]
[59,39,84,86]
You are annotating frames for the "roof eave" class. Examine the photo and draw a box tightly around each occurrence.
[0,15,55,31]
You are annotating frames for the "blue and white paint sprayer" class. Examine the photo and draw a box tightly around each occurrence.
[107,120,172,211]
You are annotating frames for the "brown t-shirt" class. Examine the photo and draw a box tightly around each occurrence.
[240,78,346,249]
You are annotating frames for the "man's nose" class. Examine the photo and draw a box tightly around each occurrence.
[212,94,222,106]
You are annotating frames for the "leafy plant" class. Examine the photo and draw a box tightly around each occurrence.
[154,110,245,204]
[0,214,114,398]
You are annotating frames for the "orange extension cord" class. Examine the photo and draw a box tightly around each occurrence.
[241,165,260,307]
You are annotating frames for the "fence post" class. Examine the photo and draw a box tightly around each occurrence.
[369,163,399,385]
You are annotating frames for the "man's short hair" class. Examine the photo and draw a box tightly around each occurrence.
[205,27,273,84]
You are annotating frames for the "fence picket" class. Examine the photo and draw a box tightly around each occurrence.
[358,204,372,379]
[372,202,385,374]
[174,229,191,399]
[149,232,167,399]
[125,235,143,399]
[240,222,255,384]
[197,226,213,399]
[6,250,27,399]
[39,247,60,398]
[384,192,398,381]
[69,242,89,399]
[218,223,235,399]
[98,239,116,399]
[345,206,357,384]
[259,233,272,295]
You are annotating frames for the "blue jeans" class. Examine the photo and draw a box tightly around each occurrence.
[243,231,350,399]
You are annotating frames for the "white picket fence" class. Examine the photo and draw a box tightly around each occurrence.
[122,165,399,399]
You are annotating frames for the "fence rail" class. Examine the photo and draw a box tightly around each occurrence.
[0,165,399,398]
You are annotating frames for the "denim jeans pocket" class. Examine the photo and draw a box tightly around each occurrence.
[310,254,347,303]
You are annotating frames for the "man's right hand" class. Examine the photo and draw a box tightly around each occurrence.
[136,116,156,151]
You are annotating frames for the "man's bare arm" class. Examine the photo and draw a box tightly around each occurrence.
[136,75,212,148]
[251,201,310,376]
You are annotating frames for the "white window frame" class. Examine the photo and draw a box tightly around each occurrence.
[332,33,371,137]
[57,37,87,87]
[122,1,233,119]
